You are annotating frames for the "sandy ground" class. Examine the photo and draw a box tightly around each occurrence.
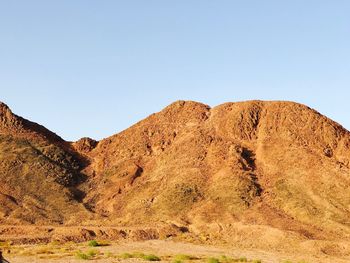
[2,240,350,263]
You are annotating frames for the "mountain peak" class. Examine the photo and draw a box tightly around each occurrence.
[0,101,11,113]
[0,102,22,131]
[0,102,64,144]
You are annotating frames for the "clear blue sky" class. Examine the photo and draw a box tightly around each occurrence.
[1,1,349,141]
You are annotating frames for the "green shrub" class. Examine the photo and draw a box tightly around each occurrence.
[239,257,247,262]
[75,252,91,260]
[174,254,192,261]
[133,252,146,258]
[87,249,99,257]
[142,254,161,261]
[207,257,220,263]
[173,260,183,263]
[88,240,99,247]
[220,255,227,260]
[252,260,262,263]
[120,252,133,259]
[98,240,110,246]
[220,255,235,262]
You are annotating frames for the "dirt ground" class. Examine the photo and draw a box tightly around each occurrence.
[2,239,350,263]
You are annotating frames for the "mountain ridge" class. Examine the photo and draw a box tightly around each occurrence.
[1,100,350,257]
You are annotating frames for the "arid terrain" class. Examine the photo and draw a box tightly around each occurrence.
[3,239,349,263]
[1,100,350,262]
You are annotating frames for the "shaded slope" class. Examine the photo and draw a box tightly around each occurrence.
[0,103,90,224]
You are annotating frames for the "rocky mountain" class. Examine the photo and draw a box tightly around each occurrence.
[1,100,350,253]
[0,102,90,224]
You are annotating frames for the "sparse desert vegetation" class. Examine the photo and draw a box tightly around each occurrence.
[88,240,100,247]
[173,254,195,261]
[142,254,161,261]
[0,239,317,263]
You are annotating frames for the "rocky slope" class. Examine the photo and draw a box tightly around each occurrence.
[1,100,350,254]
[0,102,90,224]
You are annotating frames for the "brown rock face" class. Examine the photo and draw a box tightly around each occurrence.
[81,101,350,240]
[1,100,350,250]
[0,103,89,224]
[0,102,64,144]
[73,137,98,154]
